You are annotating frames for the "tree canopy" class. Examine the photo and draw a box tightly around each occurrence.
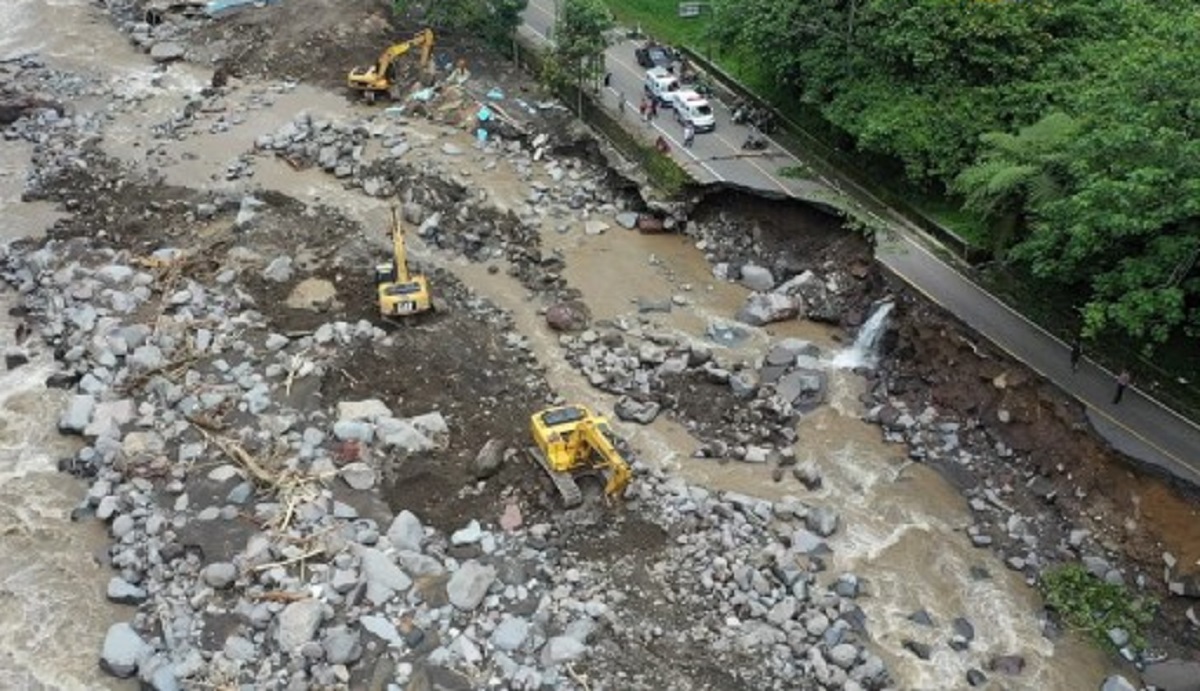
[394,0,528,47]
[544,0,614,111]
[712,0,1200,346]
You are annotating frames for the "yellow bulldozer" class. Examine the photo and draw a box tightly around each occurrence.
[375,207,433,319]
[347,28,435,101]
[528,404,632,507]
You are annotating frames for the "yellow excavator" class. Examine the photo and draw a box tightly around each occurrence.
[375,207,433,319]
[528,405,632,507]
[347,28,435,101]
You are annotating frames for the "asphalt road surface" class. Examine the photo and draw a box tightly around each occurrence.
[518,3,1200,485]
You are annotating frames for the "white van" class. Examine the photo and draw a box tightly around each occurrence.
[643,67,680,106]
[670,89,715,132]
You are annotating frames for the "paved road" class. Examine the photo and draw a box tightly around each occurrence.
[518,4,1200,485]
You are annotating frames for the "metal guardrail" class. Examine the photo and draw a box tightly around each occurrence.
[676,45,992,264]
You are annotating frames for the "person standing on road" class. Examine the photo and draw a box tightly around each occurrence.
[683,122,695,149]
[1069,336,1083,373]
[1113,369,1131,404]
[649,99,658,120]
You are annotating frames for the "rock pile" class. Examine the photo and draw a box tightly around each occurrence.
[557,322,831,460]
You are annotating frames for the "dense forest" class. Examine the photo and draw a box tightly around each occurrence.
[710,0,1199,347]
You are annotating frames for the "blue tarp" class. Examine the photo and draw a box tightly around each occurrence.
[205,0,280,18]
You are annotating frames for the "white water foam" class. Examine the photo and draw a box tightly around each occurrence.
[831,300,894,369]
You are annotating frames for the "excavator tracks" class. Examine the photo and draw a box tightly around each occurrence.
[528,447,583,508]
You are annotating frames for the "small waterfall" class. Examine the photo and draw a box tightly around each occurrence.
[831,300,894,369]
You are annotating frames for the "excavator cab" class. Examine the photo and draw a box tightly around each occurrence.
[529,404,633,507]
[375,208,433,319]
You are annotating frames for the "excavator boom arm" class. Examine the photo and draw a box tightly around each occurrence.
[375,28,434,76]
[391,207,410,283]
[577,419,632,499]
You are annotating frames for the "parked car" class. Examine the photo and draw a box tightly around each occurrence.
[635,44,674,70]
[669,89,715,132]
[643,67,681,106]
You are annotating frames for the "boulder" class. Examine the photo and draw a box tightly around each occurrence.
[447,560,496,611]
[59,394,95,434]
[615,212,639,229]
[340,462,376,490]
[359,615,403,647]
[739,264,775,292]
[262,256,293,282]
[1141,660,1200,691]
[149,41,185,62]
[200,562,237,589]
[106,577,147,605]
[545,301,590,332]
[376,418,434,453]
[322,626,363,665]
[765,338,820,366]
[491,617,531,651]
[614,397,661,424]
[387,510,424,552]
[989,655,1025,676]
[736,293,798,326]
[473,439,505,480]
[801,503,840,537]
[358,547,412,604]
[100,623,149,678]
[275,600,323,651]
[776,369,825,405]
[541,636,587,666]
[337,399,393,421]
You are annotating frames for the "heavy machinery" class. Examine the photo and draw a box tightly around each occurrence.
[347,28,435,101]
[528,405,632,507]
[375,207,433,319]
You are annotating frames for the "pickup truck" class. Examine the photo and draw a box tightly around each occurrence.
[669,89,715,133]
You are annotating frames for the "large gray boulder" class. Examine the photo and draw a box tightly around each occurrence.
[337,399,393,421]
[447,560,496,611]
[358,547,412,604]
[100,623,149,678]
[59,394,95,434]
[765,338,820,366]
[491,617,531,652]
[387,510,425,552]
[1141,660,1200,691]
[736,292,798,326]
[322,626,363,664]
[776,369,825,405]
[541,635,587,666]
[275,600,323,652]
[739,264,775,292]
[149,41,185,62]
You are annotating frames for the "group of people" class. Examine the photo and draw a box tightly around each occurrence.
[625,93,693,152]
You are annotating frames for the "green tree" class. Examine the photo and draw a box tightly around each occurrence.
[954,112,1078,251]
[545,0,613,116]
[1013,10,1200,344]
[394,0,529,48]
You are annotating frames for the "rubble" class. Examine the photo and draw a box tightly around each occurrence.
[2,3,1196,690]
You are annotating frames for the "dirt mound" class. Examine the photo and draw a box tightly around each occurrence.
[186,0,395,89]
